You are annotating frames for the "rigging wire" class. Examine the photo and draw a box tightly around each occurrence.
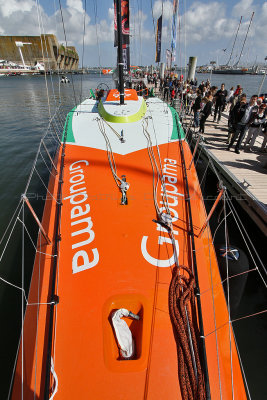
[226,16,243,66]
[34,166,60,204]
[80,0,87,104]
[0,199,22,247]
[35,0,52,120]
[223,192,235,398]
[183,0,186,79]
[53,0,63,104]
[150,0,156,40]
[58,0,78,107]
[37,0,58,108]
[93,0,102,76]
[137,0,143,66]
[234,12,254,67]
[226,193,267,286]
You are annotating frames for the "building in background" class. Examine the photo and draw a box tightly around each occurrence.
[0,34,79,71]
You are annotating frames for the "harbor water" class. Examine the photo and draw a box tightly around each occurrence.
[0,73,266,399]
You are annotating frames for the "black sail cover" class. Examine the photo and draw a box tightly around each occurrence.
[155,15,162,63]
[114,0,130,47]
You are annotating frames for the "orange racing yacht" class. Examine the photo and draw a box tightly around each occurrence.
[11,1,247,399]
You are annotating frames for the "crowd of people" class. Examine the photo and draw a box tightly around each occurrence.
[149,75,267,155]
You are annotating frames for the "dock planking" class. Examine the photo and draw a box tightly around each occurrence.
[184,111,267,235]
[198,113,267,206]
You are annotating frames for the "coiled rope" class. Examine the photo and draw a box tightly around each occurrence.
[169,266,206,400]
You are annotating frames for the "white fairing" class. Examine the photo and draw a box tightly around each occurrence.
[70,97,176,155]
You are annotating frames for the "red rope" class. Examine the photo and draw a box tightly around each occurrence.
[169,266,206,399]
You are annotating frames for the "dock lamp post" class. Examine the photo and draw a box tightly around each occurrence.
[15,41,31,69]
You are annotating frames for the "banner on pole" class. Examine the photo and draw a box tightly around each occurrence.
[155,15,162,63]
[114,0,130,47]
[166,49,172,69]
[171,0,178,60]
[122,44,130,72]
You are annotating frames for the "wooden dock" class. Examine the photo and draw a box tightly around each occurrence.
[185,112,267,235]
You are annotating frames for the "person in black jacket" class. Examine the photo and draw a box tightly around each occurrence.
[192,89,202,129]
[199,93,213,133]
[227,94,258,153]
[213,83,228,123]
[244,104,267,151]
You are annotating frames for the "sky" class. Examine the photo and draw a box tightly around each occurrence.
[0,0,266,68]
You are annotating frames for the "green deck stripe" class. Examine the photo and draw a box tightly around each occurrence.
[168,105,185,140]
[98,98,147,123]
[62,107,76,143]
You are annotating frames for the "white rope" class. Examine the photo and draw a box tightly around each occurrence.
[24,108,62,195]
[97,118,123,188]
[226,194,267,288]
[0,198,22,247]
[0,207,22,266]
[146,106,173,212]
[39,150,57,178]
[21,203,25,400]
[199,268,257,297]
[17,217,56,258]
[34,167,60,204]
[49,357,58,399]
[234,330,252,400]
[34,229,43,399]
[52,183,63,384]
[142,117,171,218]
[204,309,267,339]
[223,192,234,399]
[100,116,122,140]
[206,224,223,398]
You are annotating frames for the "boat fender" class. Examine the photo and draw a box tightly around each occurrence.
[112,308,140,359]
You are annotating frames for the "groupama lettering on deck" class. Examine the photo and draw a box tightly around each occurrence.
[64,160,99,274]
[141,158,181,267]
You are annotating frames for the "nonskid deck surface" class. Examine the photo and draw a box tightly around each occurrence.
[12,93,246,399]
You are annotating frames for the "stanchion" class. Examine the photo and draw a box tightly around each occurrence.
[188,134,201,170]
[196,187,225,238]
[22,194,51,244]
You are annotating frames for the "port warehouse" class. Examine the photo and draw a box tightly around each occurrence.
[0,34,79,70]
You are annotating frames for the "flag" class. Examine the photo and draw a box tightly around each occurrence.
[114,0,130,47]
[166,49,172,69]
[122,44,130,72]
[171,0,178,60]
[155,15,162,63]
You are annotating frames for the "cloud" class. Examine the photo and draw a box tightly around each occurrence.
[0,0,35,18]
[232,0,255,18]
[0,0,266,66]
[153,0,173,21]
[0,0,47,36]
[66,0,84,14]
